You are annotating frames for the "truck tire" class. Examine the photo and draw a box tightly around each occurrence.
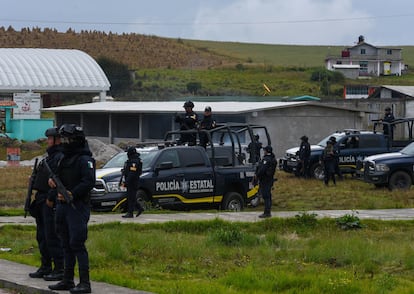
[222,192,244,211]
[388,171,412,190]
[311,163,325,180]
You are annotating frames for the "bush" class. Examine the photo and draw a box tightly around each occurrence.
[336,211,363,230]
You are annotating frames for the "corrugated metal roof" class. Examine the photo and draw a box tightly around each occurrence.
[382,85,414,97]
[0,48,110,92]
[43,100,364,114]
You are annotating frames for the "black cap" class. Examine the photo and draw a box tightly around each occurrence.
[45,127,59,138]
[183,100,194,108]
[263,145,273,153]
[127,146,137,157]
[300,135,308,142]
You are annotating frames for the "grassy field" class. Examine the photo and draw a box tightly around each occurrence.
[1,165,414,292]
[184,39,414,69]
[1,166,414,214]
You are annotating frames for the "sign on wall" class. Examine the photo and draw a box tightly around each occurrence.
[13,92,41,119]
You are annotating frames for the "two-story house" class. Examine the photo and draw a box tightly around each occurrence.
[326,36,404,78]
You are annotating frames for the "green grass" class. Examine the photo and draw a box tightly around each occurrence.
[184,39,414,69]
[3,218,414,293]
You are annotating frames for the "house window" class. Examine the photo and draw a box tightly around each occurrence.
[387,49,392,55]
[360,48,366,55]
[359,61,368,75]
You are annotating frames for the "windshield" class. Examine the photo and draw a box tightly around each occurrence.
[102,149,158,170]
[317,134,343,147]
[400,142,414,156]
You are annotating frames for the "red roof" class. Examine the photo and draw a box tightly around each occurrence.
[0,101,17,107]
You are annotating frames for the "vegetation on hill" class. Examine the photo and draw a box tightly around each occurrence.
[1,26,414,100]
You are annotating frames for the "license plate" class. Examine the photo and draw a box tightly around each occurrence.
[287,161,297,167]
[101,201,117,207]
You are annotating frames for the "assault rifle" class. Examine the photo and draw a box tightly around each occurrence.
[24,158,38,218]
[44,160,75,209]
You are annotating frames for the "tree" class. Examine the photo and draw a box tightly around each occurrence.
[97,57,133,97]
[186,82,202,94]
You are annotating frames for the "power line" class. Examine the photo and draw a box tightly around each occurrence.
[0,13,413,27]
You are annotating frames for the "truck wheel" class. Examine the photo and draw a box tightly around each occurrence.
[389,171,412,190]
[311,163,325,180]
[222,192,244,211]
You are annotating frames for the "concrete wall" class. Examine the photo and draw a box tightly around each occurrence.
[9,119,54,141]
[248,105,363,159]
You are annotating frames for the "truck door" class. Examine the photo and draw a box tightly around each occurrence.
[152,149,185,205]
[178,148,215,204]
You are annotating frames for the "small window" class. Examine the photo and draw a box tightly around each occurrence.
[387,49,392,55]
[360,49,366,55]
[179,149,206,167]
[156,150,180,168]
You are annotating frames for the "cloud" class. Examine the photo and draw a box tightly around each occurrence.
[192,0,374,45]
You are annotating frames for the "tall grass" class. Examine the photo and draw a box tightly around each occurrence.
[3,218,414,293]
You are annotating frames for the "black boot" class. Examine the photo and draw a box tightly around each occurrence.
[49,279,75,290]
[70,270,91,294]
[122,213,133,218]
[43,268,64,281]
[49,269,74,290]
[136,207,144,217]
[29,266,52,278]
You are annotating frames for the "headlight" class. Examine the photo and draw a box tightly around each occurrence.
[375,163,389,172]
[106,181,126,192]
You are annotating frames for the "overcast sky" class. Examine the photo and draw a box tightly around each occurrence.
[1,0,413,46]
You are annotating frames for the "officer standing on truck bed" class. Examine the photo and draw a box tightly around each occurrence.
[382,106,395,139]
[29,127,64,281]
[255,145,277,218]
[48,124,95,294]
[175,100,199,145]
[199,106,216,148]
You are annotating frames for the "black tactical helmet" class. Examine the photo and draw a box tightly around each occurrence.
[263,145,273,153]
[45,127,59,138]
[59,124,85,141]
[183,100,194,108]
[127,146,137,157]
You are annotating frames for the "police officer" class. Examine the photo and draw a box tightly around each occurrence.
[121,146,144,218]
[175,100,199,145]
[297,135,311,178]
[329,136,343,180]
[247,134,262,163]
[48,124,95,294]
[199,106,216,148]
[255,145,277,218]
[382,106,395,138]
[29,127,64,281]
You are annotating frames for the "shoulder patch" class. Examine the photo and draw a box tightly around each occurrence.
[87,161,94,169]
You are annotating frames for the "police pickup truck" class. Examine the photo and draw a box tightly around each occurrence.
[280,119,414,180]
[359,142,414,190]
[91,123,270,212]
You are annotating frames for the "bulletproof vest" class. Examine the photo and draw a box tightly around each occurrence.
[58,154,81,191]
[32,159,50,193]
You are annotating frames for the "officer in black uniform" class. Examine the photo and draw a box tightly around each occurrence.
[29,127,64,281]
[199,106,216,148]
[247,134,262,163]
[255,145,277,218]
[175,100,199,145]
[121,146,144,218]
[48,124,95,294]
[297,135,311,178]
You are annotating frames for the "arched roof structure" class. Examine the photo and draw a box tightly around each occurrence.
[0,48,110,93]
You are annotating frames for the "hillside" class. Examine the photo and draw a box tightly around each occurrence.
[0,26,234,69]
[1,27,413,100]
